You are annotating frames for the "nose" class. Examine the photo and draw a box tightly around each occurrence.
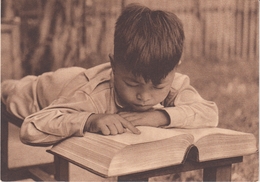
[136,92,151,103]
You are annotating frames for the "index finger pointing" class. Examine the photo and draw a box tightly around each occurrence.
[116,115,141,134]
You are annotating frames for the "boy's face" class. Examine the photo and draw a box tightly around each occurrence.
[112,63,175,112]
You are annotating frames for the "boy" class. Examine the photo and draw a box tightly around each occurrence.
[1,4,218,146]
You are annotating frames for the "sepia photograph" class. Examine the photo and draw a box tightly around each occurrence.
[1,0,258,181]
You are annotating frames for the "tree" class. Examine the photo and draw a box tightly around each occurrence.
[3,0,122,75]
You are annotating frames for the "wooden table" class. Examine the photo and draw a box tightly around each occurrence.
[49,150,243,181]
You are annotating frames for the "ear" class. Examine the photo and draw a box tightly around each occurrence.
[109,54,115,72]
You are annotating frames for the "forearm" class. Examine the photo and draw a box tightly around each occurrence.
[119,110,170,128]
[161,101,219,128]
[20,123,65,146]
[20,108,91,145]
[163,74,219,128]
[143,110,170,127]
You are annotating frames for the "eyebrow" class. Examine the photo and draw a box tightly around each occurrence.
[124,77,169,87]
[123,75,142,82]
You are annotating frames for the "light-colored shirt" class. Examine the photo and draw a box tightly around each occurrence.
[2,62,218,145]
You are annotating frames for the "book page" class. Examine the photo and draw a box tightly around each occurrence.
[172,127,250,143]
[98,126,191,145]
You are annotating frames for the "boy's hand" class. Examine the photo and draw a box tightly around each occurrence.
[119,110,170,127]
[84,114,141,135]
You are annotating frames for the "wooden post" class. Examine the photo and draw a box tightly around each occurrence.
[1,110,9,180]
[203,164,232,182]
[54,156,69,181]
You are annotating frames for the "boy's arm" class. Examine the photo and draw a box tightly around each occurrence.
[20,90,108,145]
[20,92,139,146]
[160,73,218,128]
[20,94,94,146]
[119,110,170,127]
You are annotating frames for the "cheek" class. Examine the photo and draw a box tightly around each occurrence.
[120,87,136,101]
[115,81,135,101]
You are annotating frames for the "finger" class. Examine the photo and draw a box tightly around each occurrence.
[117,115,141,134]
[107,124,118,135]
[113,122,124,134]
[100,125,110,135]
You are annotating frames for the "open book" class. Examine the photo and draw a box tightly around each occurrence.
[48,127,257,177]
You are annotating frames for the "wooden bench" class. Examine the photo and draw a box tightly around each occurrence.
[1,102,56,181]
[49,144,243,181]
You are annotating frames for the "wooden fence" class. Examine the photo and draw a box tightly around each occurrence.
[1,0,259,77]
[124,0,259,62]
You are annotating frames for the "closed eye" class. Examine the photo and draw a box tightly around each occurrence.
[154,83,168,89]
[125,81,139,87]
[154,86,165,89]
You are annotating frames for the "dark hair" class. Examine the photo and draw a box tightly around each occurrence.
[114,3,185,85]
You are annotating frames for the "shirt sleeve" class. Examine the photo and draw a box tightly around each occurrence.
[160,73,219,128]
[20,91,97,146]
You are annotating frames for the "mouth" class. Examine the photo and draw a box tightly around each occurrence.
[132,104,153,111]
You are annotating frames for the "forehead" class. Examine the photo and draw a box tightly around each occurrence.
[115,64,175,85]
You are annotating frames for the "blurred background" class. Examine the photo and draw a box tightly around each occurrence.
[1,0,259,181]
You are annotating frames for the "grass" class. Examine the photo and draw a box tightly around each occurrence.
[151,57,259,181]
